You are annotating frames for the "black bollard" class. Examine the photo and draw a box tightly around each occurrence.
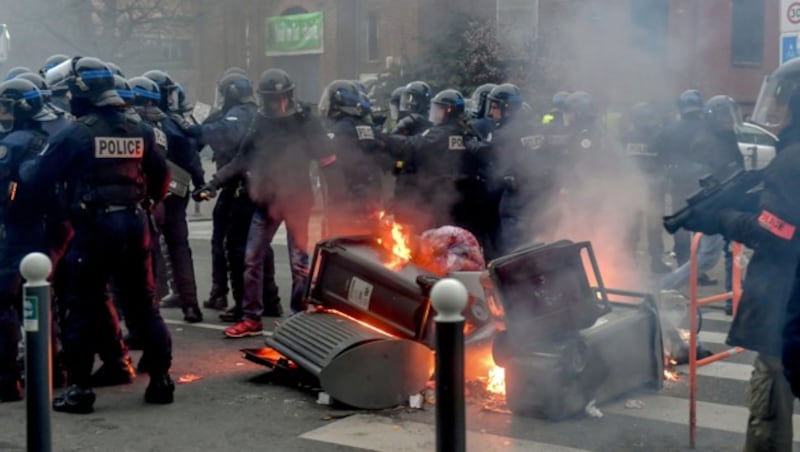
[431,279,468,452]
[20,252,53,452]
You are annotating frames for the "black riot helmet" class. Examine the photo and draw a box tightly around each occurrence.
[389,86,405,121]
[470,83,497,119]
[677,89,704,116]
[319,80,362,118]
[128,76,162,108]
[0,79,44,133]
[752,58,800,133]
[176,84,195,115]
[552,91,570,111]
[223,66,248,77]
[46,57,124,108]
[565,91,597,118]
[487,83,523,124]
[40,54,69,76]
[143,69,179,111]
[429,89,465,125]
[107,62,124,77]
[4,66,32,81]
[257,68,296,118]
[705,95,742,130]
[14,72,52,103]
[399,81,432,116]
[217,72,254,107]
[114,75,134,107]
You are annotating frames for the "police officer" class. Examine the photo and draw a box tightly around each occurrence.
[3,67,31,81]
[33,57,174,412]
[186,71,267,320]
[623,102,671,273]
[196,69,342,337]
[0,79,51,401]
[490,83,558,254]
[467,83,497,141]
[319,79,385,237]
[43,60,73,114]
[383,89,488,234]
[384,86,406,133]
[142,70,204,323]
[39,54,69,77]
[688,60,800,452]
[542,91,569,127]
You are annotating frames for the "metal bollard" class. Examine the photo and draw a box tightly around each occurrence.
[430,278,468,452]
[20,252,53,452]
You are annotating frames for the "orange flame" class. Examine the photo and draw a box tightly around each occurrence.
[177,373,202,384]
[376,211,413,270]
[486,366,506,396]
[663,368,680,382]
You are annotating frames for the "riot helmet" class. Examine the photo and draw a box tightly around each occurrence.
[46,57,124,108]
[389,86,405,121]
[114,75,134,106]
[107,62,124,77]
[4,66,32,81]
[223,67,248,77]
[318,80,361,118]
[429,89,465,125]
[0,79,44,132]
[552,91,569,111]
[257,69,296,118]
[752,58,800,133]
[705,95,742,131]
[399,81,432,116]
[564,91,597,126]
[14,72,52,103]
[143,69,179,112]
[128,76,162,108]
[470,83,497,119]
[677,89,704,116]
[487,83,523,123]
[40,54,69,76]
[176,84,195,115]
[217,72,254,107]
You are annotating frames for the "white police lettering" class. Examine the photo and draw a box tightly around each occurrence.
[448,135,466,150]
[94,137,144,158]
[520,135,544,150]
[626,143,656,157]
[356,125,375,140]
[153,128,168,149]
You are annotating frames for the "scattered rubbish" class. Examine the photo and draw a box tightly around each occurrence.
[409,393,423,409]
[625,399,645,409]
[316,392,332,405]
[585,399,603,418]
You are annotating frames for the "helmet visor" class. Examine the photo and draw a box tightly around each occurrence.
[389,104,399,121]
[260,90,295,118]
[428,103,447,125]
[0,98,14,132]
[399,92,419,114]
[318,87,331,117]
[166,87,180,112]
[44,59,75,92]
[752,73,800,132]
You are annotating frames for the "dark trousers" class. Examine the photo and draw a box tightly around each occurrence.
[61,208,171,386]
[160,195,198,308]
[210,186,236,297]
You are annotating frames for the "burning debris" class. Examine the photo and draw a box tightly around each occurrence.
[176,374,203,384]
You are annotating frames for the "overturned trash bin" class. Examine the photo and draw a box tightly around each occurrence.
[247,236,438,409]
[486,240,663,420]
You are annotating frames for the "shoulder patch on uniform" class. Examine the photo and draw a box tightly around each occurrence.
[356,125,375,140]
[448,135,466,150]
[520,135,545,150]
[580,138,592,149]
[94,137,144,159]
[422,129,431,137]
[153,127,168,149]
[0,145,7,160]
[224,116,238,121]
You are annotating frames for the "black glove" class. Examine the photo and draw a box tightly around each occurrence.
[185,124,202,138]
[682,209,723,236]
[192,183,217,202]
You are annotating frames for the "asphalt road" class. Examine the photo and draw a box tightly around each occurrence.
[2,214,800,451]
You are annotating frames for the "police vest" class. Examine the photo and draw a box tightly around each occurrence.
[79,113,147,207]
[0,129,48,221]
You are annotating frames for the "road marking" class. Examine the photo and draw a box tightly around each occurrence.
[699,330,729,345]
[300,413,591,452]
[164,319,275,337]
[605,395,800,439]
[676,360,753,382]
[703,311,734,322]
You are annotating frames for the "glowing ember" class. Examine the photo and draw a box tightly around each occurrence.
[376,211,413,270]
[486,366,506,396]
[177,374,202,384]
[663,368,680,382]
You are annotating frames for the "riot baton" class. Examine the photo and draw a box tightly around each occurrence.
[20,252,53,452]
[431,279,468,452]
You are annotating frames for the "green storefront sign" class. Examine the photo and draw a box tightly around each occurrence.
[266,12,324,56]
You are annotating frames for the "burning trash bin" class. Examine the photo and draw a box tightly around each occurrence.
[485,240,663,420]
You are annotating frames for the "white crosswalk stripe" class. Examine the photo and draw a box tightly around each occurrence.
[187,220,288,245]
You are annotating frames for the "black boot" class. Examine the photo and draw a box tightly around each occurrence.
[145,373,174,404]
[160,293,181,308]
[262,300,284,318]
[182,305,203,323]
[53,384,95,414]
[91,357,135,387]
[203,292,228,310]
[0,375,22,402]
[219,307,242,323]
